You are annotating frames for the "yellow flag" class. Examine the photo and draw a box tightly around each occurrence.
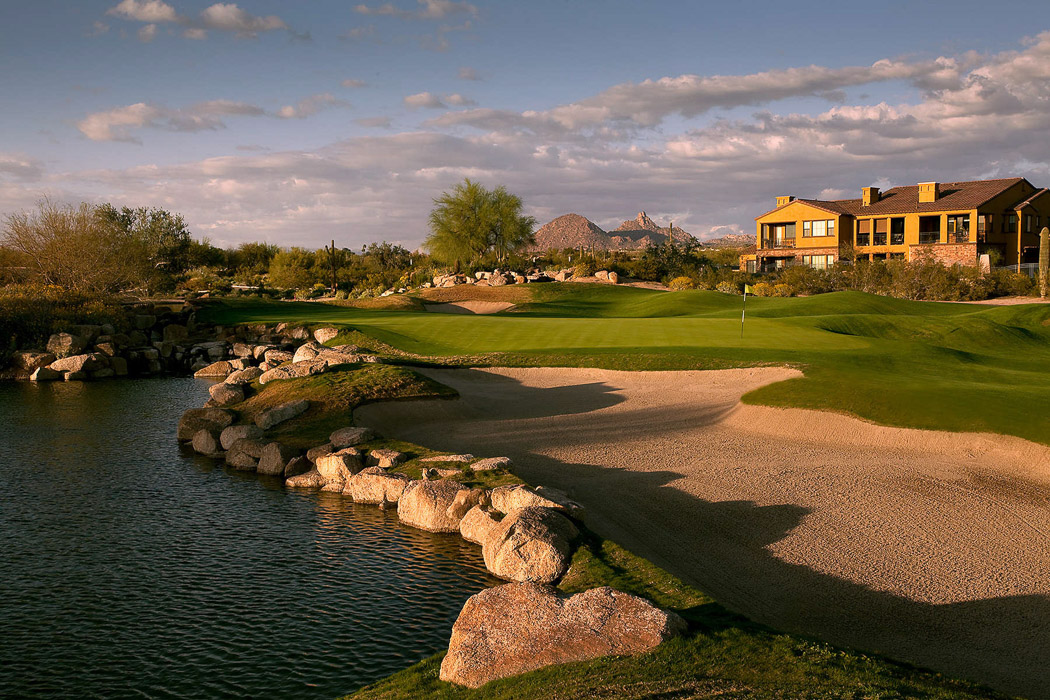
[744,284,753,294]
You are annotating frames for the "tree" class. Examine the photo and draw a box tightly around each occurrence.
[425,179,535,269]
[96,203,192,293]
[267,247,317,290]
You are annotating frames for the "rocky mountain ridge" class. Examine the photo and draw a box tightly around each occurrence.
[532,211,751,251]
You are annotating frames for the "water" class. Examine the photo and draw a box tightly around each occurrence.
[0,378,497,699]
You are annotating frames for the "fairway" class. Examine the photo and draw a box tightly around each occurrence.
[200,284,1050,445]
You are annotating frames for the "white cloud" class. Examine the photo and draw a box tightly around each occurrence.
[404,91,446,109]
[342,78,367,88]
[137,23,157,42]
[77,99,268,142]
[276,94,346,119]
[354,0,478,20]
[104,1,294,39]
[0,154,44,181]
[444,93,475,106]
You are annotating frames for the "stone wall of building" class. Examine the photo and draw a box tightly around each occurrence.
[909,242,978,266]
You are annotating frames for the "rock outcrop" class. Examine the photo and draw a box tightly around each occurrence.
[330,426,374,448]
[219,424,263,450]
[459,505,501,545]
[257,442,300,476]
[255,399,309,430]
[397,480,481,533]
[440,583,687,688]
[346,467,411,504]
[482,507,578,583]
[314,448,363,483]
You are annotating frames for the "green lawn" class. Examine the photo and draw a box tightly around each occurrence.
[199,285,1050,445]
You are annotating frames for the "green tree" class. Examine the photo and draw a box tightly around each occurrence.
[267,247,317,289]
[425,179,535,269]
[96,203,192,293]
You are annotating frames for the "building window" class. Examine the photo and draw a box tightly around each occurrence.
[803,219,834,237]
[889,252,906,260]
[977,214,992,242]
[873,218,888,246]
[801,254,833,270]
[947,214,970,243]
[1006,214,1018,234]
[856,219,871,246]
[919,215,941,244]
[890,218,905,245]
[1026,214,1034,233]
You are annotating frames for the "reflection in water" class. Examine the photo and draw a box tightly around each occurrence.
[0,379,497,699]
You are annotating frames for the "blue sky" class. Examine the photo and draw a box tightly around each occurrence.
[2,0,1050,248]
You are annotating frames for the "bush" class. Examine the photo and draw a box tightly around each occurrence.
[751,281,774,297]
[0,284,126,364]
[573,260,596,278]
[715,280,740,295]
[668,276,695,290]
[334,289,349,300]
[773,283,793,297]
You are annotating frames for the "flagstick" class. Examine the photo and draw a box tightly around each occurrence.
[740,287,747,338]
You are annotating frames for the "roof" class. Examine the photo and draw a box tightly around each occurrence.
[1013,188,1049,210]
[756,177,1030,220]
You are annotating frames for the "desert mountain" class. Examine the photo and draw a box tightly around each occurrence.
[701,232,755,248]
[531,213,610,251]
[612,211,696,248]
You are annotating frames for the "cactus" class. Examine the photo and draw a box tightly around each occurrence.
[1040,227,1049,298]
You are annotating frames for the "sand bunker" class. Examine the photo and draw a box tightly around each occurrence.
[424,301,516,315]
[357,366,1050,698]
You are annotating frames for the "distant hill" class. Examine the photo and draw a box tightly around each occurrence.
[700,233,754,249]
[532,211,699,251]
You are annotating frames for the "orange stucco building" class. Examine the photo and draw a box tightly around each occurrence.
[741,177,1049,273]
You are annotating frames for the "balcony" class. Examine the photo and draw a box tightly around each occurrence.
[891,231,905,245]
[856,233,870,246]
[763,239,795,249]
[873,232,887,246]
[951,231,970,244]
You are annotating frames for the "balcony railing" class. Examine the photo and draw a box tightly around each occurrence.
[763,239,795,249]
[856,233,870,246]
[918,230,940,244]
[873,232,887,246]
[951,231,970,243]
[891,232,904,245]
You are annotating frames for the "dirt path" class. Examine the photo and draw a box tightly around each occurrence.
[356,367,1050,699]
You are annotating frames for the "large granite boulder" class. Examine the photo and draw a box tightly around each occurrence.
[367,449,405,469]
[263,349,293,365]
[306,443,335,463]
[286,469,326,489]
[345,467,411,504]
[460,505,501,545]
[208,381,245,407]
[440,583,686,688]
[191,428,222,456]
[257,442,300,476]
[255,399,309,430]
[219,424,264,450]
[292,341,322,364]
[109,356,129,376]
[225,437,267,470]
[471,456,512,472]
[397,480,481,533]
[490,484,583,518]
[314,447,363,482]
[482,507,578,583]
[329,426,374,448]
[313,327,339,344]
[29,367,62,381]
[49,353,106,374]
[420,453,475,463]
[177,407,235,441]
[194,360,234,378]
[224,366,263,386]
[284,456,312,478]
[47,333,87,358]
[12,352,55,372]
[258,362,327,385]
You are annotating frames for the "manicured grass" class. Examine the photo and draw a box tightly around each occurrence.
[346,532,1008,700]
[200,286,1050,445]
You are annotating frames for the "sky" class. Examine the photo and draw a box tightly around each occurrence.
[2,0,1050,250]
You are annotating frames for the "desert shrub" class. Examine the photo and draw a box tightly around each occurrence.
[715,280,740,295]
[334,289,349,300]
[574,260,596,278]
[773,283,793,297]
[668,276,695,290]
[751,281,774,297]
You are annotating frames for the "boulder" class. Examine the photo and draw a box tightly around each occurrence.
[286,468,326,489]
[257,442,301,476]
[608,271,619,284]
[440,583,686,688]
[346,467,411,504]
[252,345,274,361]
[133,314,156,330]
[330,426,374,448]
[316,349,372,366]
[314,447,363,482]
[460,505,501,545]
[65,370,89,381]
[489,273,508,287]
[284,456,312,478]
[191,428,222,456]
[255,399,309,430]
[313,327,339,344]
[162,324,188,343]
[263,349,294,365]
[13,352,56,371]
[482,507,578,583]
[367,449,405,469]
[306,443,335,463]
[49,353,106,374]
[94,342,118,357]
[292,341,322,364]
[231,342,254,358]
[193,360,234,378]
[595,270,609,281]
[220,424,264,450]
[226,437,267,470]
[47,333,87,358]
[224,366,263,386]
[287,326,312,340]
[258,362,327,385]
[109,356,129,376]
[397,480,481,533]
[490,484,580,517]
[29,366,62,381]
[554,271,571,282]
[227,358,249,371]
[420,453,475,463]
[70,324,101,342]
[177,407,235,441]
[208,382,245,407]
[471,456,512,472]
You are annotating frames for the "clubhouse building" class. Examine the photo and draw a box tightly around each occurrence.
[741,177,1049,272]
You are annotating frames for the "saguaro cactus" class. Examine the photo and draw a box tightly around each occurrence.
[1041,227,1049,298]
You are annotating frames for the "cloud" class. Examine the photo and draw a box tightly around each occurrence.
[105,1,295,39]
[342,78,367,88]
[276,94,346,119]
[76,99,292,142]
[0,154,44,181]
[339,24,375,41]
[354,0,478,20]
[137,23,157,42]
[458,66,480,81]
[355,116,392,128]
[404,91,446,109]
[444,93,475,106]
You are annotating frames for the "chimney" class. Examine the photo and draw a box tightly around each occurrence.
[918,182,939,203]
[862,187,880,206]
[775,195,795,207]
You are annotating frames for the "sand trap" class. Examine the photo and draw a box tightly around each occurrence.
[424,301,516,314]
[357,366,1050,698]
